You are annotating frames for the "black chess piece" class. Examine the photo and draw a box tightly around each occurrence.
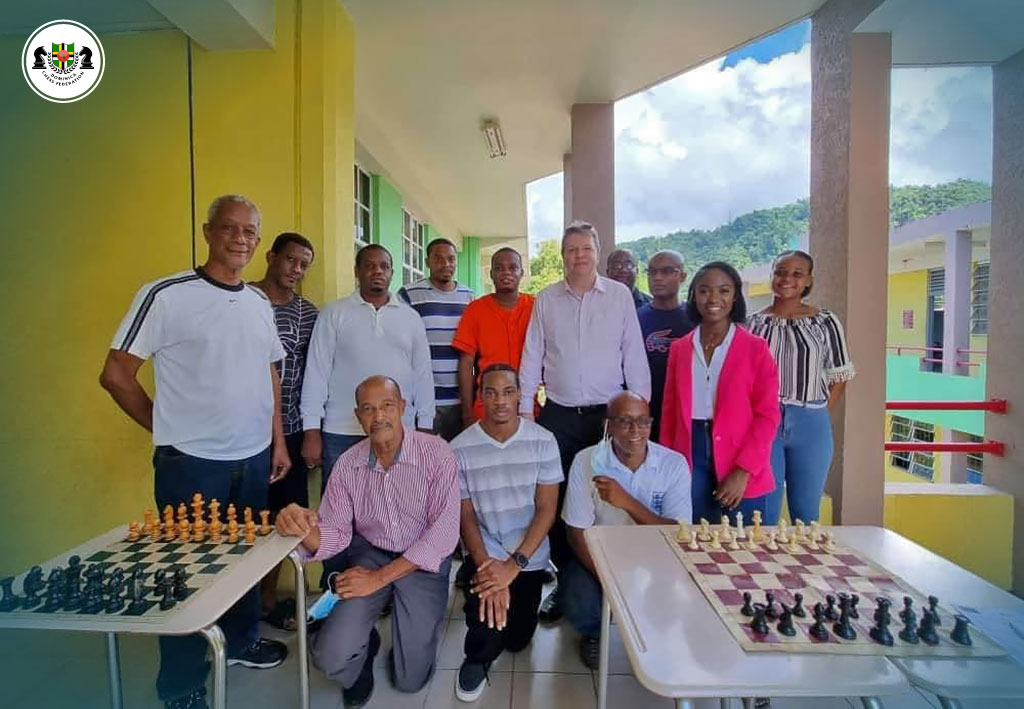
[158,579,176,611]
[0,577,20,612]
[127,573,147,614]
[64,556,83,611]
[764,591,778,620]
[21,567,45,609]
[928,595,942,626]
[776,603,797,637]
[82,583,104,614]
[833,594,857,640]
[32,46,46,69]
[870,598,894,646]
[824,594,839,621]
[899,609,920,644]
[41,568,65,612]
[917,609,940,646]
[79,46,94,69]
[791,592,806,618]
[741,591,755,617]
[172,568,189,602]
[899,596,916,625]
[950,614,973,646]
[849,594,860,619]
[750,604,769,636]
[809,603,830,641]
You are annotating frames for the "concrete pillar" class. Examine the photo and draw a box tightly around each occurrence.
[562,152,573,227]
[809,0,888,526]
[986,48,1024,594]
[568,104,615,266]
[942,229,972,375]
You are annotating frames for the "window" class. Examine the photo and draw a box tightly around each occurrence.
[927,268,945,311]
[966,433,984,484]
[354,165,372,251]
[888,416,935,480]
[402,209,425,285]
[971,262,989,335]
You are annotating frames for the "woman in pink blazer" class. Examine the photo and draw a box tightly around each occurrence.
[659,262,780,524]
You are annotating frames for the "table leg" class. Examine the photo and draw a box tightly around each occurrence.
[289,550,310,709]
[106,632,122,709]
[720,699,730,709]
[200,624,227,709]
[742,699,755,709]
[598,595,610,709]
[937,698,963,709]
[675,700,697,709]
[859,698,885,709]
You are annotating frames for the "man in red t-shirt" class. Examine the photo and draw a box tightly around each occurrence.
[452,247,535,428]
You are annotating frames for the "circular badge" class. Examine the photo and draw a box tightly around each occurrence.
[22,20,105,103]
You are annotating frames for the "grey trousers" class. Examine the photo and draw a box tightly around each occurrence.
[311,535,452,692]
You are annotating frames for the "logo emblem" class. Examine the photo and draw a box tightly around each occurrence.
[22,20,104,103]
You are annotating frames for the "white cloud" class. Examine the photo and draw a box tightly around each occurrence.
[527,46,993,248]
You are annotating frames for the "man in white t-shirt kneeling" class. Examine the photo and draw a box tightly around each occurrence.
[561,391,692,670]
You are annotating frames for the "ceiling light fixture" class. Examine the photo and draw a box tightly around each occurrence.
[482,119,507,159]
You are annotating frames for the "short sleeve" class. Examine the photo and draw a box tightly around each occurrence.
[821,311,855,383]
[561,448,595,529]
[111,284,165,360]
[451,302,480,356]
[658,454,693,523]
[537,431,564,486]
[264,302,286,363]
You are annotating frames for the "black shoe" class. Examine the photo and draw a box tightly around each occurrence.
[578,635,600,670]
[538,587,562,623]
[165,688,208,709]
[454,560,474,590]
[455,660,490,702]
[343,628,380,707]
[227,637,288,669]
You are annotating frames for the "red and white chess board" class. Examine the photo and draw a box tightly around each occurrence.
[662,526,1005,657]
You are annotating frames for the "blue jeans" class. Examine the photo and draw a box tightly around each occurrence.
[562,557,603,638]
[321,432,365,494]
[765,404,834,524]
[152,445,270,702]
[690,420,767,525]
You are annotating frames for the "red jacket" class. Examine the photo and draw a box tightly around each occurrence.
[659,326,780,499]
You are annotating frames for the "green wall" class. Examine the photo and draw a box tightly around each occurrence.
[886,355,987,436]
[371,174,404,291]
[460,236,482,293]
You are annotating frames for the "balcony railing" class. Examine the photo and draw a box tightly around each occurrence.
[885,345,984,369]
[884,399,1008,457]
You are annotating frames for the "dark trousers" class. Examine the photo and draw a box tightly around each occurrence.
[537,401,606,571]
[461,559,546,665]
[152,445,271,702]
[433,404,464,443]
[267,431,308,516]
[562,557,603,638]
[689,420,767,524]
[312,535,451,692]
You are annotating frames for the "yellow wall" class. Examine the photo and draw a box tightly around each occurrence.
[0,0,355,575]
[886,269,928,348]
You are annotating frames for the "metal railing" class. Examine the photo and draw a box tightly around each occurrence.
[884,399,1007,457]
[886,345,985,369]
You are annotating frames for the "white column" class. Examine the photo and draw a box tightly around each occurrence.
[942,229,972,375]
[568,104,615,266]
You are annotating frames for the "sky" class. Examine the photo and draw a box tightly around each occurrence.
[526,20,993,247]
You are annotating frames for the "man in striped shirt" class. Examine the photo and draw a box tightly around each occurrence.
[398,238,474,441]
[277,375,459,706]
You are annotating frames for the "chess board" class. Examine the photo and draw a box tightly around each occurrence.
[0,532,277,625]
[662,527,1005,657]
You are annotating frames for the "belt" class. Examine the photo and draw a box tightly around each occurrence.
[547,400,607,415]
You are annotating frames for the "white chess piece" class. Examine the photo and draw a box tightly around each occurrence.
[728,532,740,551]
[688,530,699,551]
[794,519,806,541]
[735,511,746,539]
[676,520,689,542]
[777,518,790,544]
[710,529,722,550]
[766,530,779,551]
[824,531,837,552]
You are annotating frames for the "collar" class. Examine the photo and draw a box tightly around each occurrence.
[195,267,245,292]
[694,322,736,352]
[354,290,399,308]
[561,274,605,295]
[367,431,415,470]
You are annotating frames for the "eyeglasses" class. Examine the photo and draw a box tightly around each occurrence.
[608,416,654,430]
[646,266,681,277]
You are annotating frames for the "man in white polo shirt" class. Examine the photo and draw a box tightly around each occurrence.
[561,391,691,670]
[300,244,435,488]
[100,194,290,709]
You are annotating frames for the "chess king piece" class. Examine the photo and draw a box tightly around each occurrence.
[833,594,856,640]
[950,614,973,646]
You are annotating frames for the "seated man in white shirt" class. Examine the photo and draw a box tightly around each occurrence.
[561,391,692,670]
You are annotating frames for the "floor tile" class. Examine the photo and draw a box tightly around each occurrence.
[600,674,674,707]
[511,672,595,709]
[512,622,590,674]
[424,668,513,708]
[768,698,860,709]
[435,617,513,672]
[604,627,635,675]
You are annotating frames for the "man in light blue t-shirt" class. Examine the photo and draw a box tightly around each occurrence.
[562,391,691,670]
[451,364,562,702]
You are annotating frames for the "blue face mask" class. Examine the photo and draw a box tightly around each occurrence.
[590,429,614,478]
[308,588,339,621]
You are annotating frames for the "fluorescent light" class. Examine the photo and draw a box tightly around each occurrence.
[482,119,507,158]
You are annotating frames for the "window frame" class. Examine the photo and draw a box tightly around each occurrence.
[402,208,425,285]
[354,164,372,251]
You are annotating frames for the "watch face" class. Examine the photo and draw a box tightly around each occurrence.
[513,552,528,568]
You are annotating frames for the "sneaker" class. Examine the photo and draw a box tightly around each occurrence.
[578,635,600,670]
[227,637,288,669]
[165,688,208,709]
[455,660,490,702]
[538,586,563,623]
[343,628,380,707]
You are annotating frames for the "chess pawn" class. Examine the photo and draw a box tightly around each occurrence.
[676,521,689,542]
[777,518,790,543]
[177,503,188,525]
[794,519,806,541]
[209,516,222,543]
[810,520,822,542]
[745,536,758,551]
[709,529,722,550]
[149,516,162,541]
[786,536,802,554]
[727,532,740,551]
[192,517,206,543]
[698,518,711,542]
[824,531,837,552]
[244,519,256,544]
[766,530,779,551]
[227,519,239,544]
[178,517,191,542]
[127,520,140,541]
[259,510,271,536]
[163,515,176,541]
[719,516,731,540]
[687,530,699,551]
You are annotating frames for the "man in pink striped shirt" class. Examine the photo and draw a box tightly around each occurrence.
[277,375,460,706]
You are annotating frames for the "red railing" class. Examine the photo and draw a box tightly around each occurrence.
[884,399,1007,457]
[886,345,984,368]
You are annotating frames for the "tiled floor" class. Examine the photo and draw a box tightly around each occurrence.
[2,565,1018,708]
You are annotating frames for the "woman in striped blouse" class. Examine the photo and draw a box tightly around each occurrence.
[747,250,855,525]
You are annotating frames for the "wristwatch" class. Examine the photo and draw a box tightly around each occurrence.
[511,551,529,569]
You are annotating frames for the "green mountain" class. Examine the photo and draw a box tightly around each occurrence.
[621,179,991,270]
